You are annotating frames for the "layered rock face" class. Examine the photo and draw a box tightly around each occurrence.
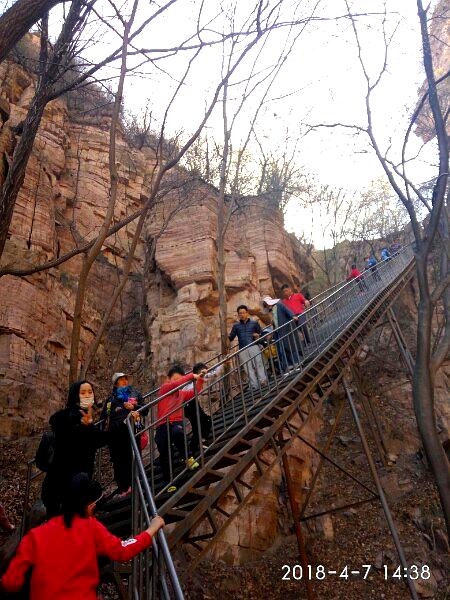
[0,50,151,438]
[0,49,315,564]
[145,188,311,380]
[0,47,311,439]
[416,0,450,141]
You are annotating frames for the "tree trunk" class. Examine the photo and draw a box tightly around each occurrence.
[80,200,151,378]
[0,89,47,256]
[413,255,450,535]
[69,253,88,383]
[68,0,138,379]
[0,0,62,64]
[217,219,228,355]
[217,83,230,356]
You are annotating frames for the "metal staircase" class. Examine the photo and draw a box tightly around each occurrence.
[98,246,416,599]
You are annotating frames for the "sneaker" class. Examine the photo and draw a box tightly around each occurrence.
[186,456,200,470]
[167,485,177,493]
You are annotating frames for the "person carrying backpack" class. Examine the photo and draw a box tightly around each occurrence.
[1,473,164,600]
[38,381,108,519]
[346,264,368,292]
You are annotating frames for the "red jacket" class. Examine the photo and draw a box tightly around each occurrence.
[156,374,195,424]
[282,293,307,315]
[347,268,362,281]
[1,515,151,600]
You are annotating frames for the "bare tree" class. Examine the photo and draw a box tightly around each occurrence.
[0,0,64,63]
[307,1,449,533]
[80,2,283,375]
[0,0,94,257]
[68,0,140,382]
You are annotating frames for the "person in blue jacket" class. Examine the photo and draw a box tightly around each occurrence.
[381,247,391,261]
[365,255,381,282]
[101,373,145,497]
[262,296,300,373]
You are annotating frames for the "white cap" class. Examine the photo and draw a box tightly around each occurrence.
[112,372,127,385]
[262,295,279,306]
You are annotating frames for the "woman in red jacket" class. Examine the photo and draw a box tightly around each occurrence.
[1,473,164,600]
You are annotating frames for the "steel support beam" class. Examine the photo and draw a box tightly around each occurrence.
[343,381,419,600]
[279,434,316,600]
[387,308,414,376]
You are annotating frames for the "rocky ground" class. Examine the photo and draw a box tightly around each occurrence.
[182,383,449,600]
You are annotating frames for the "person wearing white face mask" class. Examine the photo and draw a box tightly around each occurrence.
[39,380,108,519]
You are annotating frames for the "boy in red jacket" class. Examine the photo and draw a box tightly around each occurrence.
[155,364,201,493]
[346,263,368,292]
[1,473,164,600]
[181,361,226,456]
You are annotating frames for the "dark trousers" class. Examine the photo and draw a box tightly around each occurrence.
[155,422,187,485]
[276,329,301,372]
[184,400,212,456]
[296,313,311,344]
[42,473,65,519]
[108,424,133,493]
[357,277,368,292]
[371,265,381,281]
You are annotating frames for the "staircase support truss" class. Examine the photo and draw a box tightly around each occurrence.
[159,261,415,571]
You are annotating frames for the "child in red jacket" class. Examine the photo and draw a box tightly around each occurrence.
[1,474,164,600]
[346,264,368,292]
[155,364,202,493]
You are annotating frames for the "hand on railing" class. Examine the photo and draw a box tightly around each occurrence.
[146,515,165,538]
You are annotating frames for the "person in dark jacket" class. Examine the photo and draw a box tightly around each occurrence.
[40,380,107,519]
[227,305,268,390]
[1,473,164,600]
[262,296,300,373]
[102,372,144,497]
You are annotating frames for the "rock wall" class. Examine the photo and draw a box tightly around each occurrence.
[145,188,312,381]
[0,50,152,438]
[416,0,450,141]
[0,46,312,437]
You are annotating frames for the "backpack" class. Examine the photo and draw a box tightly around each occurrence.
[35,431,55,472]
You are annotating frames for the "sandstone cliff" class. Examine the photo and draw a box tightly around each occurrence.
[0,46,311,438]
[145,187,311,380]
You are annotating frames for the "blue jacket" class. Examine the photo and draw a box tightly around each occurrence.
[102,385,144,430]
[229,318,262,349]
[271,302,295,333]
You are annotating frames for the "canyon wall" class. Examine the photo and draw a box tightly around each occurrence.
[0,49,150,438]
[0,45,311,438]
[145,187,311,381]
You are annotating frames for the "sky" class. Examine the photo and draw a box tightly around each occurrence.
[35,0,443,247]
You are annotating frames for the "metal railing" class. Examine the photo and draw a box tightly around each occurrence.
[125,246,413,597]
[127,418,184,600]
[129,244,413,507]
[19,247,412,599]
[20,257,372,540]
